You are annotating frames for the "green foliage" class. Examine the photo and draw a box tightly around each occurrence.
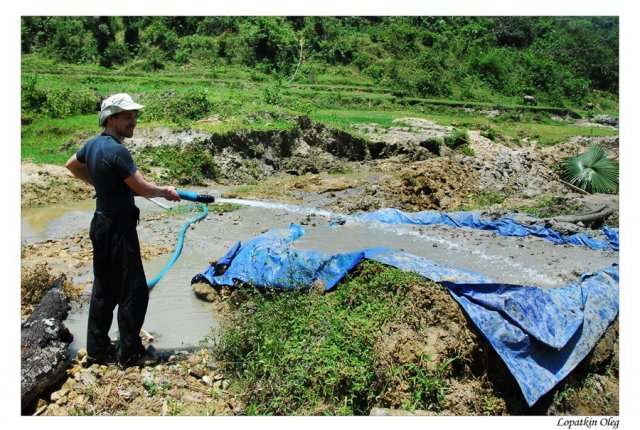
[20,17,619,106]
[444,129,469,149]
[480,126,500,141]
[135,141,217,186]
[560,145,619,194]
[142,378,159,396]
[145,90,212,124]
[515,195,581,218]
[470,49,508,90]
[240,17,299,74]
[100,41,130,68]
[21,76,96,119]
[262,81,283,105]
[213,262,453,415]
[460,190,505,210]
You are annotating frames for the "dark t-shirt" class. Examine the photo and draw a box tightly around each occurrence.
[76,133,138,215]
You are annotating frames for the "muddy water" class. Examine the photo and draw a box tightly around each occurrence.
[24,196,619,355]
[21,199,96,244]
[64,238,221,356]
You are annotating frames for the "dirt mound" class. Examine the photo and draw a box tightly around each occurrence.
[373,278,506,414]
[21,163,94,208]
[331,157,481,213]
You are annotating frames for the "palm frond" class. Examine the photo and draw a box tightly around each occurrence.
[560,145,619,194]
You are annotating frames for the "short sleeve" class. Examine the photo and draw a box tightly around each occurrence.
[76,144,87,163]
[110,145,138,179]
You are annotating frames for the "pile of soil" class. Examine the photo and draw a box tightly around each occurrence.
[21,163,94,208]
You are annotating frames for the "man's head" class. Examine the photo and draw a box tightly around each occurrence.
[99,93,144,139]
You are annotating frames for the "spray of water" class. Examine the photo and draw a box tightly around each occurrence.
[217,197,558,286]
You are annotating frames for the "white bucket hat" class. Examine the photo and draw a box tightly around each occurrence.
[99,93,145,126]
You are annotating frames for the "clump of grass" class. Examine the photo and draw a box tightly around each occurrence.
[209,202,242,214]
[515,195,581,218]
[444,128,469,149]
[212,262,463,415]
[460,190,505,210]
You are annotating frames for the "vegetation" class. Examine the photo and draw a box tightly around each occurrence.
[21,17,618,107]
[561,145,619,194]
[212,262,463,415]
[20,16,619,169]
[515,195,582,218]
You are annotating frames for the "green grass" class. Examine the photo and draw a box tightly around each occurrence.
[212,262,453,415]
[21,57,618,167]
[310,109,403,130]
[513,195,582,218]
[496,122,618,146]
[459,190,506,211]
[21,114,97,164]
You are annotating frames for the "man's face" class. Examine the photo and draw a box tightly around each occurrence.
[109,110,138,138]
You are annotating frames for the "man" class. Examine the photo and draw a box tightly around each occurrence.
[66,93,180,367]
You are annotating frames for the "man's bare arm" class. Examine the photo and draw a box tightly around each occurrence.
[66,154,93,185]
[124,171,180,201]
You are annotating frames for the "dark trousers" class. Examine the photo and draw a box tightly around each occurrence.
[87,209,148,364]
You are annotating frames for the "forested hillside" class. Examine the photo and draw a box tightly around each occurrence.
[21,16,618,108]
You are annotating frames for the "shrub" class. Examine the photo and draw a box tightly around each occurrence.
[145,90,212,124]
[100,41,130,67]
[444,129,469,149]
[262,83,283,105]
[21,76,96,119]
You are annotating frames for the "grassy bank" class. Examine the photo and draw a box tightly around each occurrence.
[210,262,489,415]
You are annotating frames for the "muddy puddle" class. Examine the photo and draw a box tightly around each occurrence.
[23,195,619,356]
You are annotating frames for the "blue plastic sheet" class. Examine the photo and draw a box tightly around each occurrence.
[355,208,619,251]
[192,223,619,406]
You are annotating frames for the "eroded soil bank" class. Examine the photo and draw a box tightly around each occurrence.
[21,118,619,416]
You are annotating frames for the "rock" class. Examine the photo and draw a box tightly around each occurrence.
[117,389,140,400]
[310,279,326,295]
[592,115,618,127]
[193,282,218,302]
[190,366,206,379]
[186,355,202,366]
[202,375,213,386]
[78,370,97,386]
[46,403,69,416]
[182,393,200,403]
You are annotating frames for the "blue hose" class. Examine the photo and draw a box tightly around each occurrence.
[146,201,209,289]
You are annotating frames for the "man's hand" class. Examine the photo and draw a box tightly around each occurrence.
[163,186,180,201]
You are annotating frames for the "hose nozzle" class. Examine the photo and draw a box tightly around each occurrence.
[177,190,216,204]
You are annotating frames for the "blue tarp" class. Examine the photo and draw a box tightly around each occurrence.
[354,208,619,251]
[192,223,619,406]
